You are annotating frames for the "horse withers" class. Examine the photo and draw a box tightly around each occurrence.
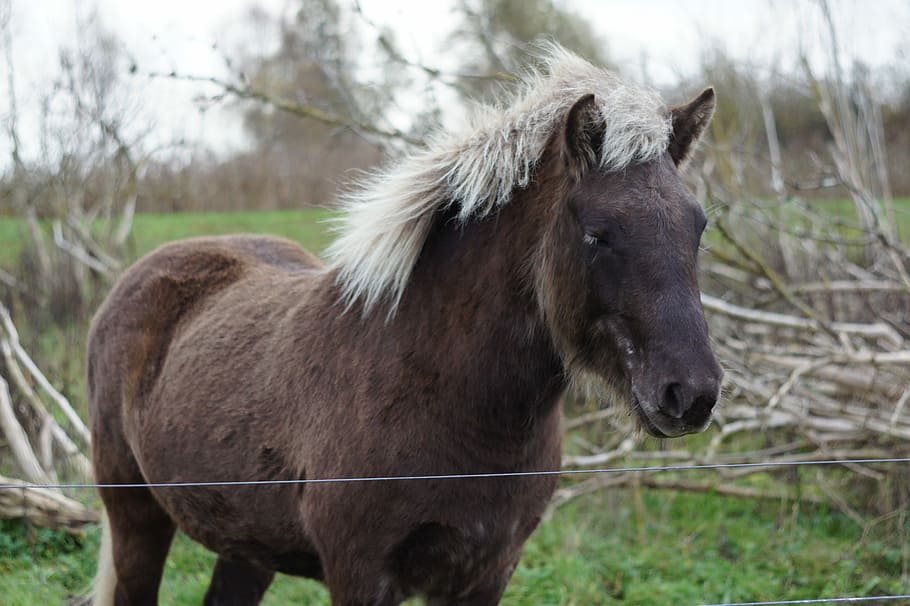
[88,47,722,605]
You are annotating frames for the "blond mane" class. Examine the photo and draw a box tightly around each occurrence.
[326,45,672,315]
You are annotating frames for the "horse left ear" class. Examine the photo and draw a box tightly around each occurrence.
[668,87,715,167]
[564,93,605,181]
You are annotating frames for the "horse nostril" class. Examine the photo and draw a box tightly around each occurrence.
[690,393,717,421]
[662,382,687,419]
[660,382,718,422]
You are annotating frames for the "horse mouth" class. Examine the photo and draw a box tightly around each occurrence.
[631,393,710,438]
[631,395,669,438]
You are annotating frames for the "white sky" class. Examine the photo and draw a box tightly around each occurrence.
[2,0,908,165]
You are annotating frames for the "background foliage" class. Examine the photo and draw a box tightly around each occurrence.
[1,0,909,603]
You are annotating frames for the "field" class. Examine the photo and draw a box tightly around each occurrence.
[1,207,909,605]
[3,488,905,606]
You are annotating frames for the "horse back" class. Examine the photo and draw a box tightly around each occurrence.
[87,234,322,447]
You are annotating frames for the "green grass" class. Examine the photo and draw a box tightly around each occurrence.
[0,208,336,268]
[0,520,98,604]
[699,197,910,255]
[126,208,337,262]
[508,490,904,605]
[2,204,909,604]
[0,216,19,266]
[1,490,905,605]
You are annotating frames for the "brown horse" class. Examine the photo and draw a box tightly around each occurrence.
[88,47,722,605]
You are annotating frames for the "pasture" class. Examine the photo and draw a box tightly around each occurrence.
[1,206,908,605]
[2,1,908,603]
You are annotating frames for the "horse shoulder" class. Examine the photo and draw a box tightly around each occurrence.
[88,235,321,422]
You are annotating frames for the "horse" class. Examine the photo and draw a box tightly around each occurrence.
[87,46,723,605]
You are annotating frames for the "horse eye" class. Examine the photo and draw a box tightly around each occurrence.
[583,233,610,249]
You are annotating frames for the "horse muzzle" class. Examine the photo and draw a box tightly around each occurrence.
[632,369,722,438]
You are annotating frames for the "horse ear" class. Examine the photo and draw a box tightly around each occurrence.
[563,93,604,180]
[668,87,715,167]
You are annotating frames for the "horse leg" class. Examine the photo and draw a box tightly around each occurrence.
[325,582,400,606]
[426,581,509,606]
[425,561,515,606]
[327,594,398,606]
[97,485,176,606]
[322,566,402,606]
[203,557,275,605]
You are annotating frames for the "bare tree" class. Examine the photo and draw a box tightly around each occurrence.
[0,8,134,530]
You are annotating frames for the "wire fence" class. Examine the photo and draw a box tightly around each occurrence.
[2,456,909,491]
[702,595,910,605]
[3,456,908,605]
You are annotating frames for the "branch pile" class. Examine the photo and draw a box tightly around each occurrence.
[557,48,910,516]
[0,474,98,534]
[0,300,95,532]
[557,205,909,513]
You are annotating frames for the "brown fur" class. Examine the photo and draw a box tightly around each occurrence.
[89,91,720,605]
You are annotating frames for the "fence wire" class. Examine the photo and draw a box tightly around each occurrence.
[1,456,908,491]
[4,457,909,605]
[701,595,910,605]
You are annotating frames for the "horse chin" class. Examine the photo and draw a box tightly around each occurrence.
[631,393,711,438]
[632,402,669,438]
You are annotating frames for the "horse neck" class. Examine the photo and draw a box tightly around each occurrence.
[385,188,566,425]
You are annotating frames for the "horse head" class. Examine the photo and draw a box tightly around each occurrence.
[538,88,723,437]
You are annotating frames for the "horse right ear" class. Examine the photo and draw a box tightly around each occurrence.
[563,93,604,181]
[668,87,715,166]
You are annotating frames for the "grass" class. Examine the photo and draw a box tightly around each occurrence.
[1,204,909,604]
[0,208,337,268]
[1,489,905,605]
[126,208,337,262]
[508,489,904,605]
[0,520,97,604]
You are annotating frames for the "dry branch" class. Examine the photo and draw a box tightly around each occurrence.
[0,474,98,534]
[0,298,92,524]
[51,221,115,276]
[147,71,423,147]
[0,375,53,486]
[0,339,92,479]
[701,293,903,346]
[550,471,827,512]
[558,16,910,519]
[0,301,91,446]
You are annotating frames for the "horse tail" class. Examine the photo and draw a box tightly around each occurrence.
[91,513,116,606]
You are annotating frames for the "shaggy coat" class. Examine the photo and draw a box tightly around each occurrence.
[88,47,722,605]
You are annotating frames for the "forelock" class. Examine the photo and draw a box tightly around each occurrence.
[326,45,672,316]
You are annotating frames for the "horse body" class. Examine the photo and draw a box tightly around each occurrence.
[89,47,723,605]
[90,198,566,604]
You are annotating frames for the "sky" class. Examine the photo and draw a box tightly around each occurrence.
[2,0,908,165]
